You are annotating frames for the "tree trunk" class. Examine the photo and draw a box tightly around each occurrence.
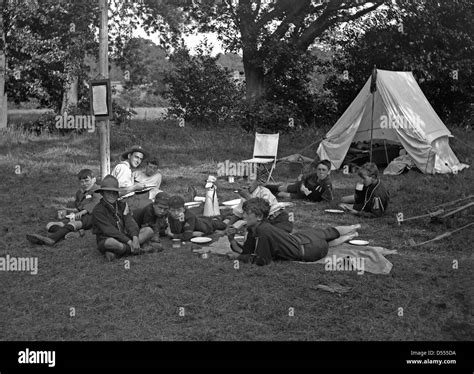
[242,52,265,102]
[0,1,7,129]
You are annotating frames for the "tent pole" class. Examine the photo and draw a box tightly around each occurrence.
[383,139,389,165]
[369,92,375,163]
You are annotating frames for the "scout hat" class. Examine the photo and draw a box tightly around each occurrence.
[121,145,148,161]
[96,175,121,193]
[168,195,185,209]
[205,175,217,188]
[154,192,170,208]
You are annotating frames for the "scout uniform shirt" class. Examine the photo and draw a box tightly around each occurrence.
[300,173,333,202]
[136,204,168,236]
[353,180,390,217]
[168,210,214,241]
[92,199,139,245]
[73,184,101,213]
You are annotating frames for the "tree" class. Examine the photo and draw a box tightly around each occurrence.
[138,0,390,103]
[164,41,242,126]
[326,0,473,126]
[116,37,171,92]
[4,0,100,111]
[0,0,6,128]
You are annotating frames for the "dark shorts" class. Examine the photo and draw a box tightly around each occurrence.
[80,214,93,230]
[292,227,340,262]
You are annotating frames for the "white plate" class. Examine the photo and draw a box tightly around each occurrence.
[222,199,242,206]
[184,202,201,207]
[194,196,206,202]
[348,239,369,246]
[325,209,345,214]
[190,237,212,244]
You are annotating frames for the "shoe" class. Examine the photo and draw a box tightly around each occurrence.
[26,234,55,246]
[65,231,81,240]
[105,251,117,262]
[46,221,65,233]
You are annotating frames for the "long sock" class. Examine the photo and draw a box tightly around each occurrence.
[49,224,74,243]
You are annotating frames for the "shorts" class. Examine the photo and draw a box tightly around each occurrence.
[293,227,340,262]
[96,239,108,254]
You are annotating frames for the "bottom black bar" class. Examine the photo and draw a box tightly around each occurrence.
[0,341,471,371]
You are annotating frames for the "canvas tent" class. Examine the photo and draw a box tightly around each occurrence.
[317,69,468,174]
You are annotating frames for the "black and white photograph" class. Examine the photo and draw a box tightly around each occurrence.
[0,0,472,370]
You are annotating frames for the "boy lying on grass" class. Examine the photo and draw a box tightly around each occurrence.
[265,159,334,203]
[338,162,390,218]
[165,195,226,241]
[226,197,361,266]
[133,192,170,252]
[91,175,158,261]
[26,169,101,246]
[223,176,293,233]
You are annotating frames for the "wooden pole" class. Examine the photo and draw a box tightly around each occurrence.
[98,0,110,178]
[0,0,7,129]
[369,65,377,163]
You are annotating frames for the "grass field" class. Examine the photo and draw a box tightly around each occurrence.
[0,120,473,341]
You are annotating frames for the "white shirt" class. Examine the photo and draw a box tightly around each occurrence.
[233,186,279,217]
[111,161,134,198]
[133,170,163,200]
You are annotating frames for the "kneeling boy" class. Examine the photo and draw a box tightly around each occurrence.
[227,197,361,266]
[134,192,170,251]
[166,195,226,241]
[92,175,156,261]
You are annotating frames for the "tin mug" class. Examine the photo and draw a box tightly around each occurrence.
[356,183,364,191]
[172,239,181,249]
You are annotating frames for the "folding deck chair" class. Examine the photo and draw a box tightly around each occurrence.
[242,133,279,183]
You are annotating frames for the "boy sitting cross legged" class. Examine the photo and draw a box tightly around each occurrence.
[26,169,101,246]
[134,192,170,252]
[165,195,226,241]
[227,197,361,266]
[91,175,156,261]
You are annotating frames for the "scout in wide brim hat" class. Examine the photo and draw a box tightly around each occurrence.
[121,145,149,161]
[95,175,121,193]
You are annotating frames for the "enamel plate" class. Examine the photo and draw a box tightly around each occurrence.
[194,196,206,202]
[222,199,242,206]
[190,237,212,244]
[184,202,201,207]
[348,239,369,246]
[325,209,345,214]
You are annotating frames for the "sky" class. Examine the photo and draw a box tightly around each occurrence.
[132,27,226,56]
